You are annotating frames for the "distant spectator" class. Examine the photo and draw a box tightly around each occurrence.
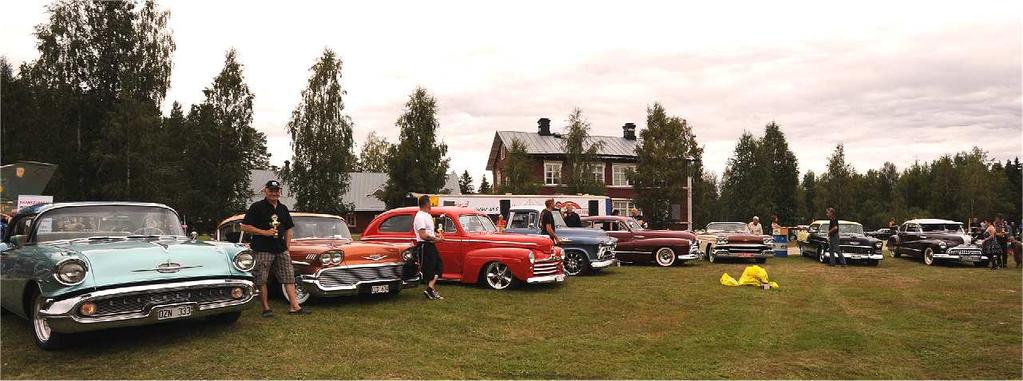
[630,208,648,229]
[826,207,847,267]
[771,215,782,235]
[563,205,582,228]
[887,218,897,230]
[1008,235,1021,268]
[611,209,620,216]
[748,216,763,235]
[996,216,1010,269]
[982,217,1003,270]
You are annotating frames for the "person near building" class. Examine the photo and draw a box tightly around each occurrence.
[563,205,582,228]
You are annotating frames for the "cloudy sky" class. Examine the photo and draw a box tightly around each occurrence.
[2,1,1020,185]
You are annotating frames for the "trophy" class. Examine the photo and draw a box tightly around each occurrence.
[271,214,280,238]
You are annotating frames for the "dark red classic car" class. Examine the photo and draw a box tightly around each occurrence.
[695,222,774,263]
[580,215,700,266]
[361,207,565,290]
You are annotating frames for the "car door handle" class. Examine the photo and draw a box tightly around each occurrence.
[920,236,927,239]
[634,235,645,239]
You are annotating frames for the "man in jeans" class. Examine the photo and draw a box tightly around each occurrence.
[826,207,847,267]
[241,180,310,317]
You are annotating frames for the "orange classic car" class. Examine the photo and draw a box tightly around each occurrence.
[216,213,420,303]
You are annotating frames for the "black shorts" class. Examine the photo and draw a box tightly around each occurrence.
[418,241,443,281]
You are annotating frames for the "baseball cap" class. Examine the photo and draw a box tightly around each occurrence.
[264,180,282,190]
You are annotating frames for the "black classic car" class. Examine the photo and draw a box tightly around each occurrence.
[887,219,985,266]
[797,220,884,266]
[504,206,617,276]
[866,227,898,241]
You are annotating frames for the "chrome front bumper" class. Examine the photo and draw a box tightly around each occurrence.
[40,279,256,334]
[300,274,421,298]
[712,248,774,258]
[933,254,988,262]
[589,258,618,269]
[840,253,884,260]
[526,274,566,284]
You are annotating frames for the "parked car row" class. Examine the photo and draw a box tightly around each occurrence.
[4,201,977,350]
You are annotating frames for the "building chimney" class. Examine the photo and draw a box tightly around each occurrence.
[538,118,551,136]
[623,123,637,140]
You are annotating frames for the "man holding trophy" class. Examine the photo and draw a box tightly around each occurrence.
[241,180,310,317]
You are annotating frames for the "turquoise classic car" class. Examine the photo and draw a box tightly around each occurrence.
[0,202,257,349]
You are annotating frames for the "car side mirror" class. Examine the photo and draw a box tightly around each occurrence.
[9,235,24,248]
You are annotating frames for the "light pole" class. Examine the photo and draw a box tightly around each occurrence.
[684,156,696,231]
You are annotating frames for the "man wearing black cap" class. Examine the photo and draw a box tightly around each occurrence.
[241,180,309,317]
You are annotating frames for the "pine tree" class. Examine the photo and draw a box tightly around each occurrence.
[719,132,764,220]
[815,144,858,221]
[632,103,705,229]
[381,87,450,208]
[280,48,357,215]
[184,49,269,232]
[459,170,475,194]
[760,122,799,224]
[560,108,605,195]
[478,174,492,194]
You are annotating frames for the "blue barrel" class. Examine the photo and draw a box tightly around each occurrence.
[773,234,788,257]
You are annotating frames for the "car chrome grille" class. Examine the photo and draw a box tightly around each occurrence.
[319,265,403,288]
[721,245,769,253]
[532,261,560,276]
[89,287,239,316]
[842,246,875,254]
[597,244,616,260]
[948,246,982,256]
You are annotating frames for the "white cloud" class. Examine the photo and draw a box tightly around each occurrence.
[2,0,1019,185]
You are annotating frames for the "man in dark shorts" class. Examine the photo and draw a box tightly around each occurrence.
[414,195,445,300]
[540,199,560,243]
[241,180,309,317]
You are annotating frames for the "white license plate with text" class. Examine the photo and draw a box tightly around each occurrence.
[370,285,390,294]
[157,305,193,320]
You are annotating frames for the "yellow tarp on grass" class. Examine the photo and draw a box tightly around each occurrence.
[720,265,780,289]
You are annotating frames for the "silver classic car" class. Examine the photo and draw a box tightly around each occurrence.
[0,202,257,349]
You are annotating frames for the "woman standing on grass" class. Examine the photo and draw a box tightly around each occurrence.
[982,218,1003,270]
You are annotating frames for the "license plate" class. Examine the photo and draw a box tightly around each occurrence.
[963,256,979,261]
[370,285,390,294]
[737,253,754,258]
[156,305,193,320]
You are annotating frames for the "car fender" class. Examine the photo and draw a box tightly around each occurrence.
[462,247,533,284]
[634,237,692,253]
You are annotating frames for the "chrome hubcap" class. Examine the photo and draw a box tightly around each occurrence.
[564,253,583,275]
[33,298,51,342]
[486,263,513,289]
[656,248,674,265]
[284,281,309,304]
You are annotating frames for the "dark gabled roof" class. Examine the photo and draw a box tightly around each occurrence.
[486,131,638,170]
[248,170,461,212]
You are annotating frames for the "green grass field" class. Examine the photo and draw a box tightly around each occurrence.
[2,249,1020,379]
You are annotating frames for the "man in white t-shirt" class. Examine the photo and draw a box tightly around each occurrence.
[748,216,763,235]
[414,195,445,300]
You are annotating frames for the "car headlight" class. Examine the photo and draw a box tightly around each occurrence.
[874,241,883,248]
[763,237,774,245]
[233,250,255,272]
[54,258,88,286]
[402,249,414,261]
[717,237,728,245]
[938,241,947,249]
[529,252,536,264]
[320,253,331,265]
[330,250,343,264]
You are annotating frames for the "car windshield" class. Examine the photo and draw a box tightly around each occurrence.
[459,214,497,233]
[838,224,865,235]
[552,211,568,228]
[33,205,184,242]
[920,223,964,233]
[706,222,749,233]
[625,217,645,231]
[292,216,352,240]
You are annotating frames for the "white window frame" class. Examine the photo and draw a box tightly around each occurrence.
[611,164,636,187]
[590,162,605,184]
[544,161,562,186]
[612,199,638,214]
